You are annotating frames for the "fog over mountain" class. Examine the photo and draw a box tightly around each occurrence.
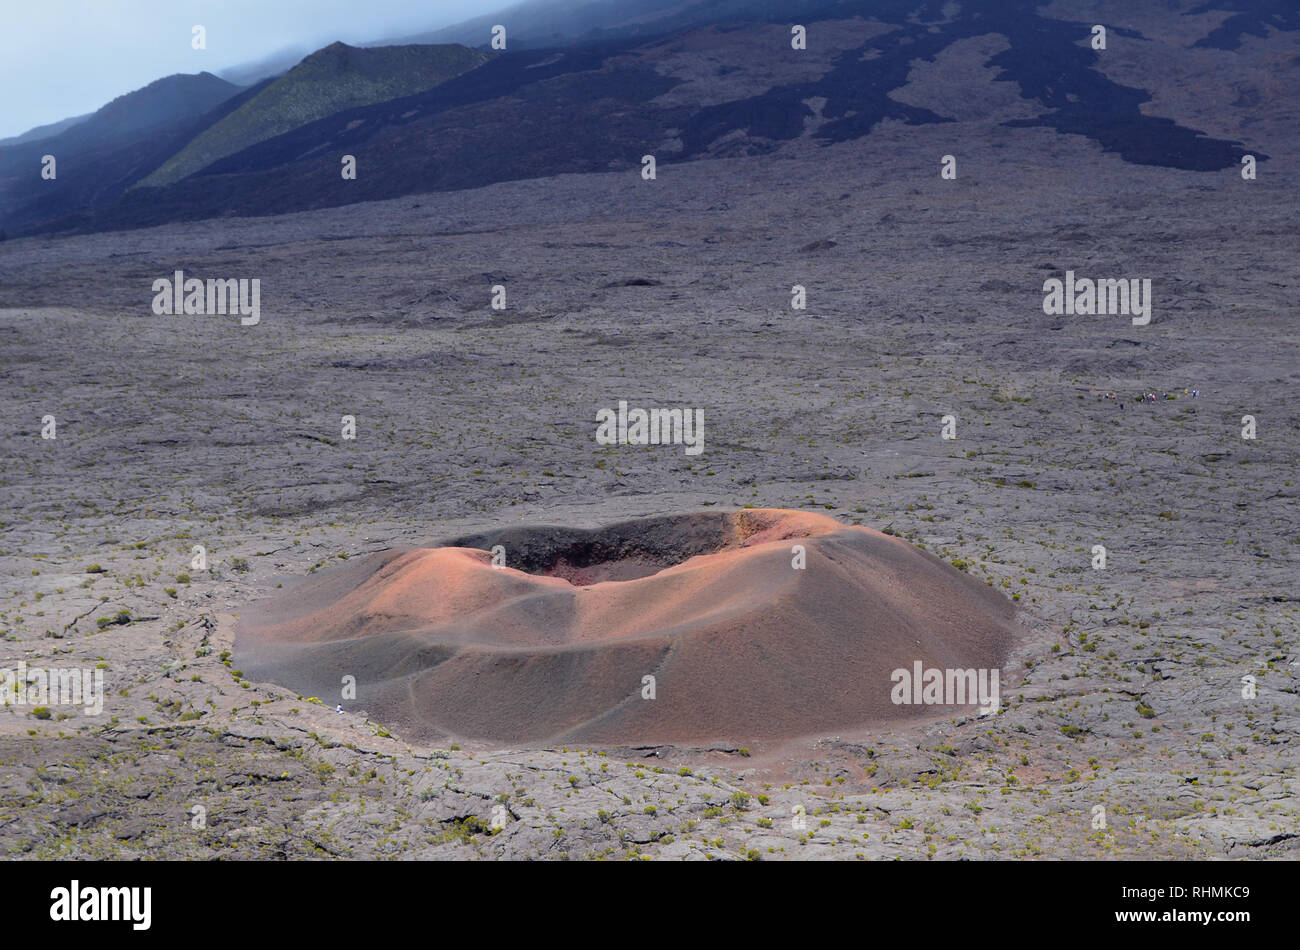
[0,0,514,140]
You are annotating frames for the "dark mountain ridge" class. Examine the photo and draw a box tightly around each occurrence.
[4,0,1295,238]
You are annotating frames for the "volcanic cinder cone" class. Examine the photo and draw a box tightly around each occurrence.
[235,510,1020,745]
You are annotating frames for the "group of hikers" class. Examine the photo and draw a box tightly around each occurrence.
[1098,388,1199,410]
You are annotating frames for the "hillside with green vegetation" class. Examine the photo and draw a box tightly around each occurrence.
[138,42,488,188]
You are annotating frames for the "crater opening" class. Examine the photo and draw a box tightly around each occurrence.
[441,510,802,585]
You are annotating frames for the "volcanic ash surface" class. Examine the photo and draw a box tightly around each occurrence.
[235,510,1020,745]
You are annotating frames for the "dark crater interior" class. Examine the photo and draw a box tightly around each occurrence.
[441,511,774,584]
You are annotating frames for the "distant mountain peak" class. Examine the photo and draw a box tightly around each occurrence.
[138,42,489,189]
[310,41,353,59]
[62,71,241,142]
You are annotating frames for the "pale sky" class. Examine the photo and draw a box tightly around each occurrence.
[0,0,517,139]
